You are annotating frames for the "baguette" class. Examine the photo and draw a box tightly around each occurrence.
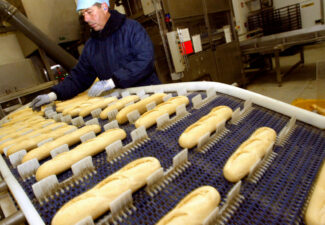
[100,95,140,120]
[52,157,161,225]
[6,125,76,156]
[156,186,220,225]
[179,106,233,149]
[36,128,127,181]
[62,97,117,117]
[223,127,276,182]
[116,93,167,124]
[0,121,65,153]
[135,96,189,129]
[22,124,101,163]
[305,162,325,225]
[55,92,89,112]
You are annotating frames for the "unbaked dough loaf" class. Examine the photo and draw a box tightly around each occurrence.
[35,128,127,181]
[0,118,45,138]
[223,127,276,182]
[6,125,76,156]
[156,186,220,225]
[305,162,325,225]
[100,95,140,120]
[55,92,89,112]
[62,97,117,117]
[22,124,101,163]
[52,157,161,225]
[135,96,189,129]
[116,93,167,124]
[179,106,233,149]
[0,121,65,154]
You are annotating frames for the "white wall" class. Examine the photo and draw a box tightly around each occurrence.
[0,33,25,66]
[273,0,322,28]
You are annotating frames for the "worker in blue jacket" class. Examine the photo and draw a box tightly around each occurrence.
[31,0,160,109]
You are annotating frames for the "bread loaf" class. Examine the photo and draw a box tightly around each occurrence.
[0,121,65,153]
[62,97,117,117]
[135,96,189,129]
[6,125,76,156]
[35,128,126,181]
[116,93,167,124]
[100,95,140,120]
[22,124,101,163]
[156,186,220,225]
[179,106,233,149]
[305,162,325,225]
[223,127,276,182]
[52,157,161,225]
[55,92,89,112]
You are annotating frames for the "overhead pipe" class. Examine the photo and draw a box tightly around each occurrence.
[0,0,78,71]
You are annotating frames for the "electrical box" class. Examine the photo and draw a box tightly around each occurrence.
[16,0,81,57]
[141,0,161,15]
[166,31,185,73]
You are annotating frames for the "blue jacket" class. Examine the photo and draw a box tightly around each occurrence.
[52,10,160,100]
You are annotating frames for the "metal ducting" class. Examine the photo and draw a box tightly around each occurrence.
[0,0,78,71]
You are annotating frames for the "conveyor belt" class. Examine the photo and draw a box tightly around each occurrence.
[1,82,325,225]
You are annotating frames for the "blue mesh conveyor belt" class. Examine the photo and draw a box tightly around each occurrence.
[2,92,325,225]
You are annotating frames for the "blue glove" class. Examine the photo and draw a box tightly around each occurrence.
[30,92,57,111]
[88,79,115,97]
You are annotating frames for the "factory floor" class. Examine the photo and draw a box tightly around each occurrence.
[245,42,325,104]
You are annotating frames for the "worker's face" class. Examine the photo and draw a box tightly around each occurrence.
[81,4,108,31]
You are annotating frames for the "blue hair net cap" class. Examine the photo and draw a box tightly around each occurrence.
[76,0,110,11]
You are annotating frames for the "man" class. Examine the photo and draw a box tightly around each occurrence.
[31,0,160,110]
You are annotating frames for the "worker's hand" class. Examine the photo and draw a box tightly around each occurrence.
[30,92,57,111]
[88,79,115,97]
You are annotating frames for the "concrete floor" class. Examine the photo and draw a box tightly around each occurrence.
[246,42,325,104]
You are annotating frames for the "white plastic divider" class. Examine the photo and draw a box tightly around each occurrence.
[80,131,96,143]
[50,144,69,158]
[156,104,188,130]
[104,120,119,131]
[141,94,149,100]
[61,115,72,124]
[107,109,118,121]
[9,150,27,168]
[127,110,140,124]
[37,138,54,147]
[130,126,148,143]
[32,175,59,201]
[156,113,169,129]
[71,156,94,177]
[91,108,102,118]
[246,142,276,183]
[64,127,78,135]
[0,155,45,225]
[75,216,94,225]
[276,116,296,146]
[146,149,190,197]
[53,114,61,122]
[192,88,217,109]
[121,91,130,97]
[85,118,99,126]
[106,140,124,163]
[17,159,40,180]
[146,102,156,111]
[163,94,172,102]
[230,99,253,124]
[136,90,146,98]
[71,116,85,127]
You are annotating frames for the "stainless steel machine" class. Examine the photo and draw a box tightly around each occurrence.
[0,82,324,225]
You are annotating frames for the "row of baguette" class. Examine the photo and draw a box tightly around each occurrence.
[0,93,323,225]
